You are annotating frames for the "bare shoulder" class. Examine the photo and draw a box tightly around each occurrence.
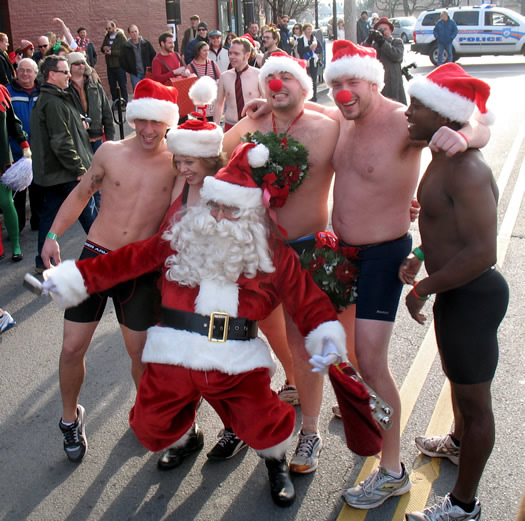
[447,149,492,185]
[303,108,339,135]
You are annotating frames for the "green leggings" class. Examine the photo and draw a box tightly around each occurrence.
[0,183,21,256]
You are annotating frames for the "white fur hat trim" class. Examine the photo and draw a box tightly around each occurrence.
[126,98,179,128]
[167,125,224,157]
[200,176,262,209]
[324,55,385,91]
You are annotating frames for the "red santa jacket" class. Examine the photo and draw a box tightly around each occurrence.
[45,230,346,375]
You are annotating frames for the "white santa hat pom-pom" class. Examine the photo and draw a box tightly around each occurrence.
[474,108,495,126]
[247,144,270,168]
[189,76,218,105]
[1,157,33,191]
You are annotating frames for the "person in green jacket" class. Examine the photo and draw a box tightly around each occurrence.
[29,55,97,272]
[101,21,128,103]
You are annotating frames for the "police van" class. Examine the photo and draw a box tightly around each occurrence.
[411,4,525,64]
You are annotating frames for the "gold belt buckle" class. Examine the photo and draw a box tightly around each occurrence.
[208,311,230,342]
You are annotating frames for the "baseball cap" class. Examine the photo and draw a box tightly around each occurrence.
[209,30,222,37]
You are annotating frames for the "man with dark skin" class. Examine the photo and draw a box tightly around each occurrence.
[399,63,509,521]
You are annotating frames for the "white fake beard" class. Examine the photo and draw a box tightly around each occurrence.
[162,203,275,287]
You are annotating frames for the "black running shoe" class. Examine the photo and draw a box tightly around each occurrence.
[206,428,248,460]
[59,405,88,463]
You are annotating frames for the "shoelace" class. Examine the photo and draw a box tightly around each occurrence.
[422,495,455,517]
[62,421,80,445]
[361,468,391,496]
[217,430,236,448]
[295,434,317,457]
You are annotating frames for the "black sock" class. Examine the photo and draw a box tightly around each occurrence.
[449,494,476,513]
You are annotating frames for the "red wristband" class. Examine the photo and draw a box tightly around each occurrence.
[457,131,469,147]
[412,281,429,301]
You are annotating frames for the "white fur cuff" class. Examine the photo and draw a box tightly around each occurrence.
[43,259,89,310]
[305,320,347,360]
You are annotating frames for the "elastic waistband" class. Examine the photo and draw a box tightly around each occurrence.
[340,232,411,251]
[84,241,111,255]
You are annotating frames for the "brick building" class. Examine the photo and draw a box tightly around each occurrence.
[0,0,221,95]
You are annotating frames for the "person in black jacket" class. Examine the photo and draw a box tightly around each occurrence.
[0,33,16,86]
[297,23,322,102]
[120,24,157,90]
[184,22,209,65]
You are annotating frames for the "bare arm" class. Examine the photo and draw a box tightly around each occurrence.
[41,150,105,267]
[429,120,491,157]
[213,77,226,124]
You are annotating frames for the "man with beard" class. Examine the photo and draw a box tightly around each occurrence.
[223,52,340,475]
[40,79,179,464]
[42,142,347,508]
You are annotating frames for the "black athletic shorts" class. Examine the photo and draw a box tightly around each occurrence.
[341,233,412,322]
[64,241,161,331]
[433,267,509,385]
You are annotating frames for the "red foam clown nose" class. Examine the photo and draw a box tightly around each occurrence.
[335,90,352,104]
[269,78,283,92]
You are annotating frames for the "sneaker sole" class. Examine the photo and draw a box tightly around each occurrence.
[415,442,459,465]
[343,479,412,509]
[289,447,322,474]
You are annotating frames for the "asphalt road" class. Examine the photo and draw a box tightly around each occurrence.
[0,56,524,521]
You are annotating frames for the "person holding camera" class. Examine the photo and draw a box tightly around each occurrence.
[365,17,406,104]
[298,23,323,102]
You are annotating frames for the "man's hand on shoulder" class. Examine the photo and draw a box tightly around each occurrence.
[243,98,269,119]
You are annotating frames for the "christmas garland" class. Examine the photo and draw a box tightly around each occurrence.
[242,130,309,208]
[299,231,360,312]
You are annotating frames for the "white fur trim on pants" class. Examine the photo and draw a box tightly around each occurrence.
[256,431,294,459]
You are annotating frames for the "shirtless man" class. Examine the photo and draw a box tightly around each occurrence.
[223,52,340,474]
[214,38,262,131]
[399,63,508,521]
[319,40,490,509]
[40,79,179,463]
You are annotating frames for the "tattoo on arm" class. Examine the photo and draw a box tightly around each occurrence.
[90,174,103,194]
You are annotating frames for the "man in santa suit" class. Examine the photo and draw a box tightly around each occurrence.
[42,141,347,508]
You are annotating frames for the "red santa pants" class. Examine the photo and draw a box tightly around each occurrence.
[129,364,296,452]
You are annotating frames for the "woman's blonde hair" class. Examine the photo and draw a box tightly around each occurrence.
[172,153,227,177]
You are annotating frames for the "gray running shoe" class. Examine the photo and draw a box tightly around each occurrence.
[277,382,300,406]
[406,494,481,521]
[289,430,322,474]
[343,463,412,509]
[59,405,88,463]
[415,433,460,465]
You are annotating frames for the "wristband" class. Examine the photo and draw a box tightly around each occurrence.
[412,281,429,301]
[457,131,469,147]
[46,232,59,241]
[412,247,424,261]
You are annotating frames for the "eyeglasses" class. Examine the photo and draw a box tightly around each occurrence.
[52,69,70,75]
[198,28,207,32]
[207,201,240,217]
[38,44,48,49]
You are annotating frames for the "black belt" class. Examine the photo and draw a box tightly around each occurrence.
[159,306,258,342]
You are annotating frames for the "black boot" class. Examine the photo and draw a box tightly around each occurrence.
[265,456,296,507]
[157,424,204,470]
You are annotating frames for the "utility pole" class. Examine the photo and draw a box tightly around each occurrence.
[344,0,357,42]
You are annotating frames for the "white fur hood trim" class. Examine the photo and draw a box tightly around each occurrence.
[142,326,277,375]
[43,259,89,310]
[305,320,347,360]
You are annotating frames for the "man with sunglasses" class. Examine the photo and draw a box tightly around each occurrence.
[30,55,96,274]
[33,36,50,64]
[184,21,209,65]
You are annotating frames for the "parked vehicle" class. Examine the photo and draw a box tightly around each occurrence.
[412,5,525,65]
[391,17,416,43]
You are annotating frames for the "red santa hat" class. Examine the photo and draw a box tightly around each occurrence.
[408,63,494,125]
[126,78,179,128]
[259,52,313,100]
[240,33,256,48]
[200,142,270,210]
[324,40,385,91]
[167,76,223,157]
